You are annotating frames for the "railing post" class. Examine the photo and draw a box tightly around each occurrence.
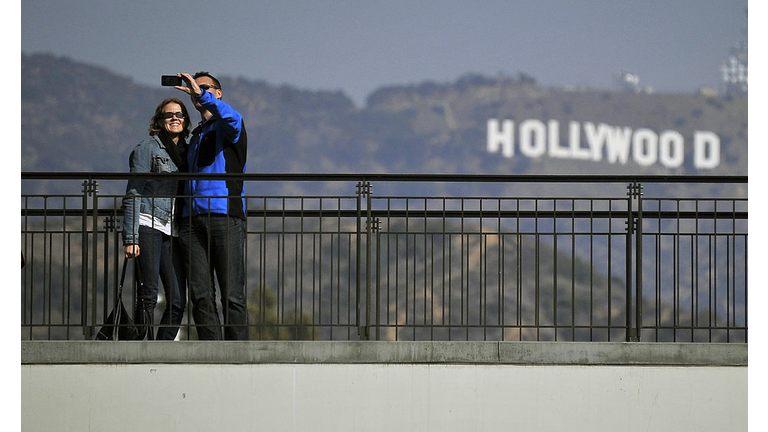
[81,181,88,337]
[91,180,100,339]
[368,217,381,340]
[103,215,119,330]
[356,181,373,340]
[634,183,643,341]
[365,184,374,341]
[625,182,643,342]
[81,179,98,338]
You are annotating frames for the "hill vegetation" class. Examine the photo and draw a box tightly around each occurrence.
[21,53,746,189]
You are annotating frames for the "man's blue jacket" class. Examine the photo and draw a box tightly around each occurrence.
[183,89,248,220]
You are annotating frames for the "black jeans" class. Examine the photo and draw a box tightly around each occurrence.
[179,215,248,340]
[135,226,187,340]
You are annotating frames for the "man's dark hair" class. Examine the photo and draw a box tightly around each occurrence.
[193,71,221,90]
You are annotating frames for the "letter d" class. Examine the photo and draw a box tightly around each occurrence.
[693,131,720,169]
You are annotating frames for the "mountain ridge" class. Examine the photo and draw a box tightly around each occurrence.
[21,53,746,198]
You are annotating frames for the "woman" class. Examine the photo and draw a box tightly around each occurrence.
[122,97,190,340]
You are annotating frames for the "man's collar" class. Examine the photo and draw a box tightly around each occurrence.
[192,114,214,135]
[197,113,213,128]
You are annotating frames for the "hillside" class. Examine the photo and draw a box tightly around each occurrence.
[21,53,747,193]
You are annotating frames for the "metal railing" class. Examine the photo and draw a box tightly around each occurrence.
[21,173,747,342]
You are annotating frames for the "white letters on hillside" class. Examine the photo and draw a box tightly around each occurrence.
[487,119,721,169]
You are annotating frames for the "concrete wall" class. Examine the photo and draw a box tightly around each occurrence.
[22,341,747,432]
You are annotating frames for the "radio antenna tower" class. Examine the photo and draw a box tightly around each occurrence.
[721,7,747,96]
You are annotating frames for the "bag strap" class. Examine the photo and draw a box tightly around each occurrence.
[117,256,130,297]
[133,255,144,283]
[102,257,131,341]
[130,257,153,341]
[111,256,131,311]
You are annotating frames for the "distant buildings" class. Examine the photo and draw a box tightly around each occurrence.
[616,71,654,94]
[618,9,747,99]
[721,40,747,96]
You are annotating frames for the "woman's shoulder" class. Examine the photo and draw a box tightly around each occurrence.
[131,136,162,152]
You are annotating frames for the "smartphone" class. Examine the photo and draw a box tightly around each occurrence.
[161,75,182,86]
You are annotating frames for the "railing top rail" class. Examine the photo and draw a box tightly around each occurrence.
[21,172,748,184]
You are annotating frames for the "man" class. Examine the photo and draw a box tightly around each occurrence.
[174,72,248,340]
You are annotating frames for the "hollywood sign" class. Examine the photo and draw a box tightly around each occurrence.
[487,119,720,169]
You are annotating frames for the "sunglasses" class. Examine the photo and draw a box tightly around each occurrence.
[199,84,220,91]
[161,112,185,119]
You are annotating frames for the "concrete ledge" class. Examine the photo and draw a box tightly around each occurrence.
[22,341,747,366]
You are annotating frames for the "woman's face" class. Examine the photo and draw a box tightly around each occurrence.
[160,102,185,137]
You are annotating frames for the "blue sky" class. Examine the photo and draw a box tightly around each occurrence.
[21,0,747,106]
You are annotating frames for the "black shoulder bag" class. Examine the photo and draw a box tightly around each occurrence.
[96,257,143,341]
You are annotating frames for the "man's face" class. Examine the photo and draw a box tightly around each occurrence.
[194,76,222,101]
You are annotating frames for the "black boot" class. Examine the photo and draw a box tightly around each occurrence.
[143,309,155,340]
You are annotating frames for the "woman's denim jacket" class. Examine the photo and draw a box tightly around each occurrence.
[122,135,181,245]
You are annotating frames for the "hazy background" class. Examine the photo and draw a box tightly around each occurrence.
[21,0,747,106]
